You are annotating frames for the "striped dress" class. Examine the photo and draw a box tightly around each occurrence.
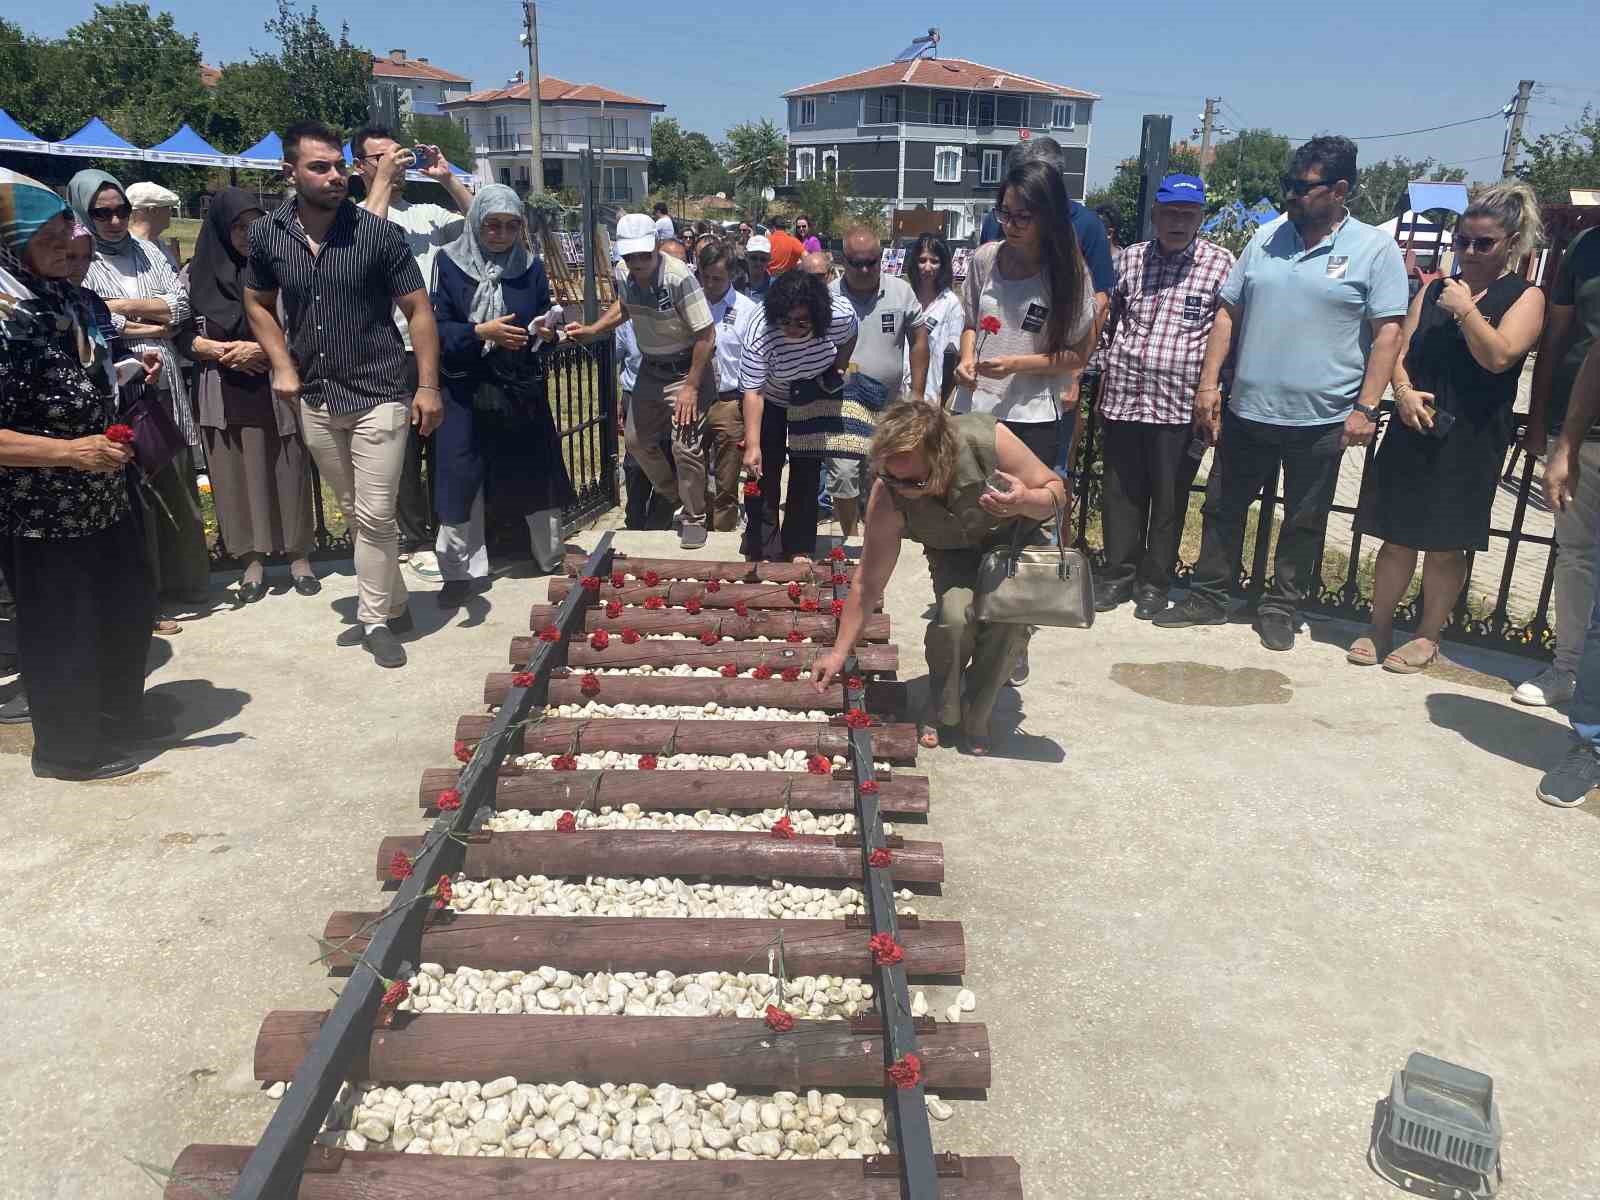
[738,296,869,459]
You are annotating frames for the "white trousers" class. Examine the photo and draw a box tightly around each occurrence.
[1553,442,1600,672]
[436,490,563,580]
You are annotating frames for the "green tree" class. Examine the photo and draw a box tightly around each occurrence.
[1516,107,1600,204]
[794,166,858,237]
[56,4,208,146]
[651,117,717,192]
[406,113,472,170]
[1348,155,1465,225]
[721,118,787,218]
[0,19,69,138]
[208,57,294,151]
[1205,129,1291,209]
[1085,144,1201,245]
[263,0,373,132]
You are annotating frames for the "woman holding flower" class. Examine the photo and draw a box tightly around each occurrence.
[952,159,1096,469]
[0,170,160,781]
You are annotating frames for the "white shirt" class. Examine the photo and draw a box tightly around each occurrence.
[361,196,464,349]
[654,215,676,242]
[706,287,760,392]
[907,288,963,404]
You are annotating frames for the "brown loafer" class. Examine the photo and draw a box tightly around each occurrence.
[153,617,182,636]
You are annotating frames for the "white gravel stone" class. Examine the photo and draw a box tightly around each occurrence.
[956,988,976,1012]
[446,875,917,920]
[545,701,832,723]
[945,1004,962,1025]
[512,748,891,775]
[926,1095,954,1121]
[910,990,928,1018]
[487,806,877,837]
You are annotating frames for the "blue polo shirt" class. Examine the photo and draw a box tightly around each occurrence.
[1221,212,1408,426]
[979,199,1116,296]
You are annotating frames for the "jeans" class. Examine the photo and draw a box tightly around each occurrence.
[1190,407,1345,619]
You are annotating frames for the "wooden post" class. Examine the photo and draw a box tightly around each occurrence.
[563,551,852,583]
[511,638,900,672]
[549,578,881,612]
[452,717,920,762]
[487,672,906,715]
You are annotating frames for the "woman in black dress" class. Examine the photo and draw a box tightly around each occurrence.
[1350,182,1547,672]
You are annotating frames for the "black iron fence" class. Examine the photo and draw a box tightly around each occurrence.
[1067,386,1557,660]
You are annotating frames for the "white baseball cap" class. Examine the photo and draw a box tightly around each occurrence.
[746,235,772,255]
[615,213,657,256]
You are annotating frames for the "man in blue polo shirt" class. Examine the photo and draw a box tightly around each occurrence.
[1154,135,1408,651]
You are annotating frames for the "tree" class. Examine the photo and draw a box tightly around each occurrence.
[1205,129,1291,209]
[406,113,472,171]
[263,0,373,132]
[794,167,858,238]
[721,118,787,218]
[651,117,718,193]
[1084,145,1201,245]
[1348,156,1465,225]
[208,57,295,151]
[1516,107,1600,204]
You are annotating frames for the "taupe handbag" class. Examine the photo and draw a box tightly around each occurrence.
[973,497,1095,628]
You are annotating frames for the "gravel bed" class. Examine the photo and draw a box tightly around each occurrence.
[545,701,832,721]
[448,876,917,919]
[510,750,889,773]
[486,807,883,836]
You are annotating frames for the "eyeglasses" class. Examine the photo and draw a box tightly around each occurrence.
[880,468,930,491]
[89,204,132,222]
[1280,176,1337,197]
[991,207,1035,229]
[1453,233,1505,253]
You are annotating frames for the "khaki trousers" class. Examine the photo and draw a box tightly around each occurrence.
[300,399,410,627]
[705,392,745,532]
[924,548,1032,736]
[626,357,714,529]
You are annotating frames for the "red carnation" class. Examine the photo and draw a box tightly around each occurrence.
[799,598,819,613]
[868,846,892,868]
[743,481,760,498]
[752,664,773,680]
[844,708,871,729]
[734,601,749,617]
[700,630,720,646]
[105,422,135,444]
[861,779,879,794]
[590,629,610,650]
[580,672,601,697]
[847,675,864,691]
[887,1052,923,1089]
[781,666,801,682]
[868,932,904,966]
[381,978,411,1009]
[580,575,602,593]
[606,600,623,619]
[705,579,721,593]
[830,599,844,617]
[771,814,795,839]
[638,753,658,770]
[829,547,846,562]
[980,315,1002,335]
[720,663,738,678]
[621,628,641,644]
[436,787,462,811]
[787,582,803,602]
[786,630,804,644]
[764,1004,795,1032]
[538,624,561,643]
[551,754,578,771]
[555,810,577,831]
[832,573,847,586]
[807,754,832,775]
[610,571,626,589]
[512,671,534,688]
[685,596,702,615]
[389,850,414,881]
[644,595,665,610]
[643,570,661,587]
[432,874,453,908]
[454,740,472,763]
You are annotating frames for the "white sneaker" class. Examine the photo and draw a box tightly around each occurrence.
[407,550,444,582]
[1513,665,1576,707]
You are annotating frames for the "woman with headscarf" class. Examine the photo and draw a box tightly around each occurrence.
[430,185,573,605]
[69,168,212,612]
[175,189,317,603]
[0,169,159,781]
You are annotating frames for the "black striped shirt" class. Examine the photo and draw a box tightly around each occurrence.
[245,198,425,415]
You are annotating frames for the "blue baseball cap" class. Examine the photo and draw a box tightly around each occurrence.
[1155,174,1206,206]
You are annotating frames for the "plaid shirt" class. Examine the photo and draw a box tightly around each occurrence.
[1098,237,1235,424]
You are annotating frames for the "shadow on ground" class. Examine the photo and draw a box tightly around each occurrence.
[1426,692,1571,770]
[143,678,251,752]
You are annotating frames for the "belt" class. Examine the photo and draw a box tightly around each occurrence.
[716,390,740,401]
[643,351,695,372]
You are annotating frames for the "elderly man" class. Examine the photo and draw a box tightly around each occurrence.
[827,226,929,538]
[1155,136,1408,651]
[744,234,773,298]
[1095,174,1235,620]
[567,213,717,549]
[126,182,180,267]
[799,250,832,280]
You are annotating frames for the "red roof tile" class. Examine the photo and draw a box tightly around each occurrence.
[784,58,1097,101]
[198,64,221,88]
[449,75,664,109]
[372,56,472,85]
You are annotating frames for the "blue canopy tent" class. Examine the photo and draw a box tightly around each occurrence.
[49,116,143,161]
[0,108,48,154]
[234,132,284,171]
[145,123,228,166]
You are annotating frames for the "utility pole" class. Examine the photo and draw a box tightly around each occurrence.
[521,1,544,194]
[1198,97,1221,170]
[1501,79,1533,179]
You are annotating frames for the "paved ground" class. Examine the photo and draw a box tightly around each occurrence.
[3,524,1596,1200]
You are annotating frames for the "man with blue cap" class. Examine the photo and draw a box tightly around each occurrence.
[1095,172,1235,619]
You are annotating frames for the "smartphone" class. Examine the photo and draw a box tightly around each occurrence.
[412,147,435,169]
[1423,408,1457,439]
[984,469,1009,496]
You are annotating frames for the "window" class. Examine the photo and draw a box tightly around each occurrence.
[588,117,628,149]
[1052,100,1076,130]
[798,98,816,127]
[602,165,630,202]
[995,96,1024,128]
[976,95,996,127]
[980,149,1002,185]
[862,92,900,125]
[795,148,816,182]
[934,94,958,126]
[933,146,963,184]
[821,149,839,176]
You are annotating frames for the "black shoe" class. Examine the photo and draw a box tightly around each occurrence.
[237,579,267,604]
[335,624,365,648]
[1257,611,1296,652]
[438,580,472,609]
[0,651,17,675]
[1094,577,1135,612]
[1133,588,1168,621]
[0,690,30,724]
[388,608,415,635]
[363,625,407,668]
[1151,593,1227,628]
[32,754,139,781]
[292,574,322,596]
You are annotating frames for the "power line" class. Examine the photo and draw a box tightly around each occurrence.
[1220,102,1504,142]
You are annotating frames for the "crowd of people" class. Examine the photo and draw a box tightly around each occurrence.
[3,122,1600,800]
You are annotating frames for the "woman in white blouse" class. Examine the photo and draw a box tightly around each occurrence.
[952,159,1096,470]
[905,233,964,406]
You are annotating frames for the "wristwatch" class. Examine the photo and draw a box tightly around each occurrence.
[1353,403,1380,424]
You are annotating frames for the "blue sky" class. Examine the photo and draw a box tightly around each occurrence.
[23,1,1600,189]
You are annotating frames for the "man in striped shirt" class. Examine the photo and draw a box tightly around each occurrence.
[243,120,444,669]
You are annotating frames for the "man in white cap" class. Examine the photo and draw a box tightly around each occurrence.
[566,213,717,549]
[744,234,773,299]
[126,181,181,268]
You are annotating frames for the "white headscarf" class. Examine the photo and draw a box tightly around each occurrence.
[440,185,530,329]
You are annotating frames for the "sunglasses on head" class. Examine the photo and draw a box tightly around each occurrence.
[90,204,132,221]
[1280,176,1336,197]
[1453,233,1504,253]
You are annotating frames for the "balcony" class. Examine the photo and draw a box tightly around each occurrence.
[485,132,526,151]
[542,133,648,155]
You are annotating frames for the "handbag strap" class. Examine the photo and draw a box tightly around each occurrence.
[1004,489,1069,580]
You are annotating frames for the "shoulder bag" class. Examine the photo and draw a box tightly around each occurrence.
[973,495,1095,628]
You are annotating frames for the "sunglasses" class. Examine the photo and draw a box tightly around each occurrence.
[1453,233,1504,253]
[89,204,132,221]
[991,207,1035,228]
[1280,176,1336,197]
[844,255,879,271]
[881,469,929,491]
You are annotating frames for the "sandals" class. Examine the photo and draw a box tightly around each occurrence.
[917,723,960,750]
[1383,637,1439,675]
[1346,630,1391,666]
[963,735,992,757]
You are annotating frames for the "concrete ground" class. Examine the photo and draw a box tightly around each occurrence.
[2,526,1596,1200]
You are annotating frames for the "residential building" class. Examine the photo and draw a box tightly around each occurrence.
[782,57,1098,241]
[443,74,664,202]
[372,49,474,117]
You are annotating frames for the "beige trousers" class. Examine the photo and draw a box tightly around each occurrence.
[626,358,714,529]
[300,399,411,627]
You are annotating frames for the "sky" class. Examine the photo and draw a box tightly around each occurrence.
[19,0,1600,191]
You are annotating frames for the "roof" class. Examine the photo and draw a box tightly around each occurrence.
[447,75,664,109]
[198,64,221,88]
[372,56,472,85]
[784,58,1098,101]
